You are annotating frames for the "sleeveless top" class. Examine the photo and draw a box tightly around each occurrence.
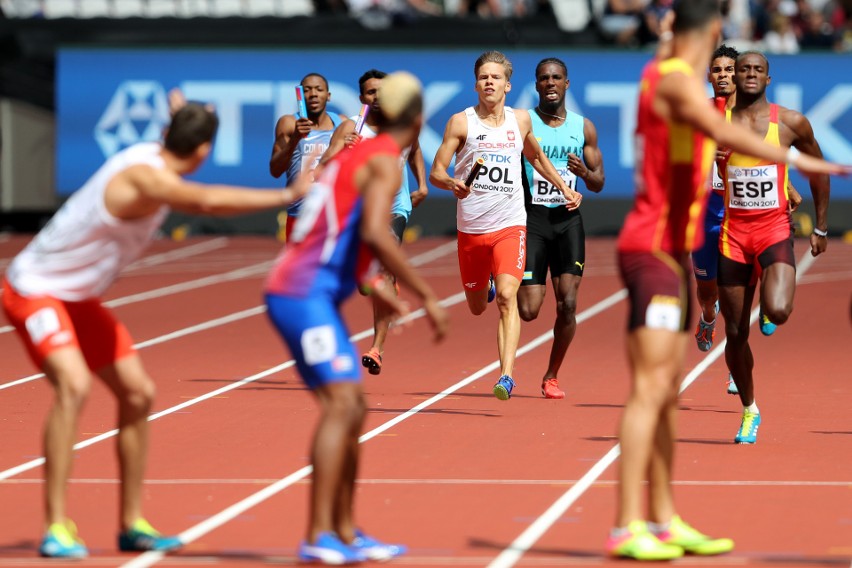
[618,58,716,254]
[266,134,401,302]
[286,112,344,216]
[524,108,585,208]
[455,106,526,234]
[7,142,170,301]
[356,119,413,220]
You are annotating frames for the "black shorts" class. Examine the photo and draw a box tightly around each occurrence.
[718,234,796,287]
[522,205,585,286]
[390,213,407,243]
[618,250,693,333]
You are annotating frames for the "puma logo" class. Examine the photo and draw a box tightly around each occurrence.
[574,261,585,270]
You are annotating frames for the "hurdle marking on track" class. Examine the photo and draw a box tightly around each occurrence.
[486,252,818,568]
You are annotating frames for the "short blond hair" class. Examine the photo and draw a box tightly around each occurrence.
[474,51,513,81]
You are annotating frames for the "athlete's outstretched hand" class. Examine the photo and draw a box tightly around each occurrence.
[790,151,852,178]
[423,297,449,342]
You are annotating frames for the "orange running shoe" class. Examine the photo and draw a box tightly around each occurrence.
[541,378,565,399]
[361,348,383,376]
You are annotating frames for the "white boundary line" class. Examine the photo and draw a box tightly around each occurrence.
[119,289,628,568]
[486,252,818,568]
[123,238,229,272]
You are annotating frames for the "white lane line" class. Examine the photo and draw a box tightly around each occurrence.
[0,240,456,386]
[119,289,627,568]
[0,242,463,477]
[123,238,229,272]
[486,253,818,568]
[5,478,849,487]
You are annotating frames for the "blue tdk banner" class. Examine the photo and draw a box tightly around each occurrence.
[57,48,852,198]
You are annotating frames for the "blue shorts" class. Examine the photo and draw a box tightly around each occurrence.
[265,293,361,389]
[692,221,721,281]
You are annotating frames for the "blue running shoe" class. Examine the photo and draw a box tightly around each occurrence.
[40,520,88,559]
[734,410,761,444]
[694,301,719,352]
[299,532,364,565]
[118,518,182,552]
[493,375,515,401]
[758,308,776,336]
[351,529,407,561]
[487,274,496,303]
[726,373,739,395]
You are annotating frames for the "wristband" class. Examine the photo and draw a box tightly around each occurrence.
[786,146,801,165]
[659,31,673,42]
[813,227,828,237]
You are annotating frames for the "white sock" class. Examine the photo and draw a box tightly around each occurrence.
[610,526,632,538]
[647,520,670,535]
[744,402,759,415]
[700,314,715,325]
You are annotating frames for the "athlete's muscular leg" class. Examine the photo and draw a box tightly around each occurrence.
[97,354,156,530]
[518,284,546,322]
[719,283,757,406]
[545,274,581,379]
[495,273,522,378]
[616,329,685,527]
[696,279,719,323]
[41,347,93,527]
[760,263,796,326]
[464,288,489,316]
[368,274,396,354]
[308,382,366,543]
[332,389,366,544]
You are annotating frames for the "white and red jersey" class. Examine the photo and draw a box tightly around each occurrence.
[454,106,526,234]
[6,143,169,301]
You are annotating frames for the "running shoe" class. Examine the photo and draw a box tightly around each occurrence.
[298,532,365,565]
[654,515,735,556]
[350,529,407,561]
[487,274,496,303]
[694,301,719,352]
[541,378,565,399]
[758,308,777,336]
[606,520,683,561]
[361,348,383,376]
[39,520,88,559]
[734,410,761,444]
[726,373,739,395]
[493,375,515,401]
[118,518,182,552]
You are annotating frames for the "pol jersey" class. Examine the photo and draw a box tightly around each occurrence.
[6,142,169,301]
[455,106,526,234]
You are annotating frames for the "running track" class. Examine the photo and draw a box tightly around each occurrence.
[0,235,850,567]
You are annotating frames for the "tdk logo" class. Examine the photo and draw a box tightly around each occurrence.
[95,81,170,157]
[733,167,770,177]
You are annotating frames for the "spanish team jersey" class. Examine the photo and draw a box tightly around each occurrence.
[455,106,526,234]
[722,104,790,223]
[356,119,413,220]
[286,113,344,217]
[523,109,584,208]
[618,58,716,254]
[265,134,400,302]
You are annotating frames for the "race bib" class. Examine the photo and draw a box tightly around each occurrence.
[726,164,780,210]
[471,153,519,195]
[531,166,576,206]
[301,324,337,366]
[645,295,682,332]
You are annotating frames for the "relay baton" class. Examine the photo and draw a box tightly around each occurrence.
[295,85,308,119]
[465,157,486,186]
[354,104,370,134]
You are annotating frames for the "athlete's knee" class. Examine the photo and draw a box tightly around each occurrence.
[51,373,92,410]
[494,287,517,312]
[468,301,487,316]
[123,376,156,416]
[764,301,792,325]
[556,296,578,321]
[724,320,750,346]
[518,302,540,322]
[325,385,366,424]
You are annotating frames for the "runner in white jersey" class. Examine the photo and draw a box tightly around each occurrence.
[430,50,582,401]
[320,69,428,376]
[2,98,308,559]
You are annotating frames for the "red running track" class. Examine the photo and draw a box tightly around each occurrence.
[0,235,850,567]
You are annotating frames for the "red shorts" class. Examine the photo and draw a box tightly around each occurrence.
[2,278,135,371]
[720,213,793,265]
[618,251,693,332]
[457,226,526,291]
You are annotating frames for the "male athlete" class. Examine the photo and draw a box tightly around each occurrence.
[2,101,310,558]
[321,69,429,376]
[430,50,582,402]
[518,57,604,399]
[609,0,847,559]
[718,50,831,444]
[270,72,346,239]
[265,72,448,564]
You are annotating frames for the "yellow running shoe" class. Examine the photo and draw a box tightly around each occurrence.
[656,515,734,555]
[607,520,684,560]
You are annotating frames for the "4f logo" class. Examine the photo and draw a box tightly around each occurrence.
[476,134,487,140]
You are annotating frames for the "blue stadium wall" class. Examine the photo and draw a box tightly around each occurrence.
[57,48,852,235]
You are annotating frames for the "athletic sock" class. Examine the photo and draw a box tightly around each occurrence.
[700,314,715,325]
[745,402,759,414]
[647,520,670,535]
[610,526,632,539]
